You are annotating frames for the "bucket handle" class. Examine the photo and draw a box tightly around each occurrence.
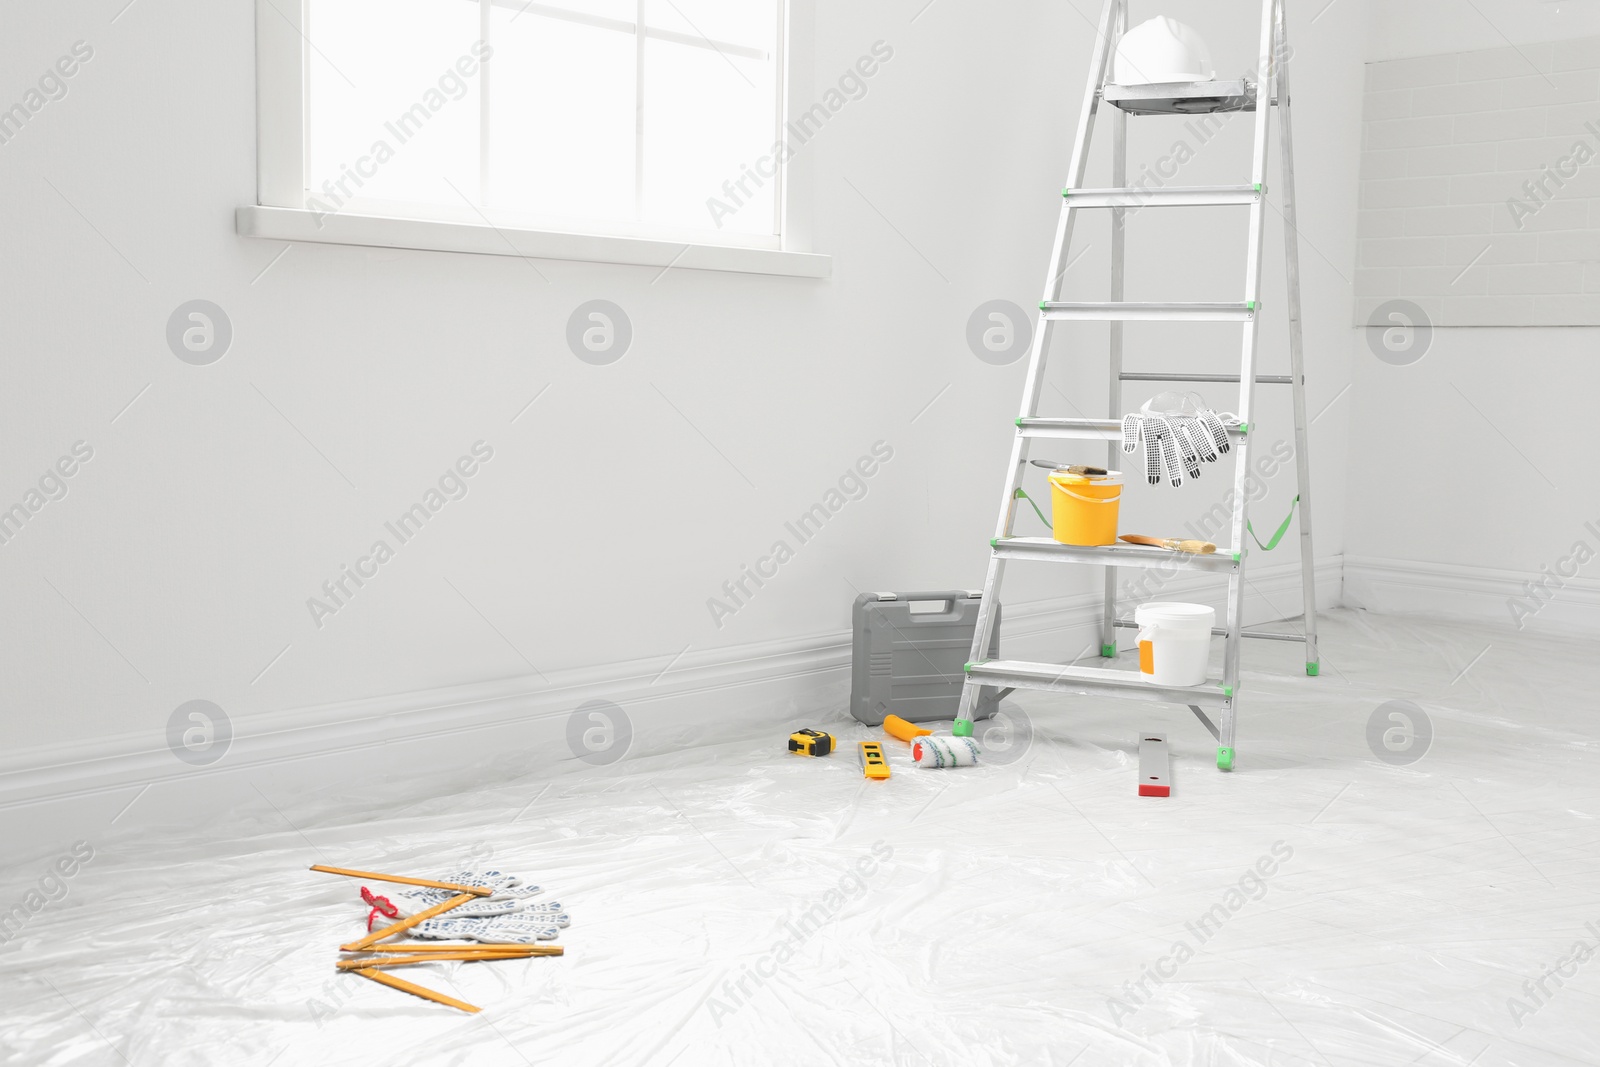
[1053,485,1121,505]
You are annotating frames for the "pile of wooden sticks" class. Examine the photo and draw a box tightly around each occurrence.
[311,864,563,1015]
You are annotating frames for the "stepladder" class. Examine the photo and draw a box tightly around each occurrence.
[953,0,1320,772]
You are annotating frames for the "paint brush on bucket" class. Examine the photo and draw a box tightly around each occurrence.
[1030,460,1108,476]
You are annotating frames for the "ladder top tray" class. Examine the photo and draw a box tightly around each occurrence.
[1103,79,1256,116]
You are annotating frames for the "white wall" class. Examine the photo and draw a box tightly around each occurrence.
[0,0,1369,857]
[1368,0,1600,60]
[1357,39,1600,326]
[1347,8,1600,633]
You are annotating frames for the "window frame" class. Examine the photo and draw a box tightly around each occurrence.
[243,0,827,278]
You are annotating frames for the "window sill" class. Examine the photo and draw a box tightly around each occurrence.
[235,206,832,280]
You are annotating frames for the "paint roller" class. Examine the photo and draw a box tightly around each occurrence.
[910,735,980,768]
[884,715,978,768]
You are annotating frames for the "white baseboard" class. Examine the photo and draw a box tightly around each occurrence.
[0,628,850,811]
[0,630,857,866]
[1344,555,1600,639]
[0,555,1340,863]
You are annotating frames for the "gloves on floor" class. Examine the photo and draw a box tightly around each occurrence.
[359,870,570,942]
[411,913,569,944]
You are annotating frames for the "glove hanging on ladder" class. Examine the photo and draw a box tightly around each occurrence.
[1121,392,1236,487]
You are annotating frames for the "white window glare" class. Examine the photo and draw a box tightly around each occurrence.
[305,0,783,243]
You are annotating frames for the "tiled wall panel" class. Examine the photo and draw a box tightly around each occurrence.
[1357,39,1600,325]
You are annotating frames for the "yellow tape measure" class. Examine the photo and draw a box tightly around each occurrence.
[788,729,835,757]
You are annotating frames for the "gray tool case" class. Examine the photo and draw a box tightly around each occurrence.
[850,590,1001,726]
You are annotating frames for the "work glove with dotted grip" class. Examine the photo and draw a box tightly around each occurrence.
[1121,394,1234,487]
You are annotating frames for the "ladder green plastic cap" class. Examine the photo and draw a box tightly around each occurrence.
[1217,747,1235,771]
[1306,662,1320,677]
[1232,551,1241,562]
[1247,300,1257,310]
[1222,685,1234,698]
[1015,417,1024,426]
[952,719,974,737]
[962,661,976,673]
[1101,642,1116,658]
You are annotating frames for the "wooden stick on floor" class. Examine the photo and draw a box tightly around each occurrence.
[345,943,563,956]
[338,952,539,971]
[309,865,494,897]
[342,892,476,951]
[354,967,480,1014]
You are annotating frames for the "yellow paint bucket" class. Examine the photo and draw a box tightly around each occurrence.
[1047,470,1123,546]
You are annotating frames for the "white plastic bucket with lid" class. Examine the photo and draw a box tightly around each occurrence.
[1134,602,1215,687]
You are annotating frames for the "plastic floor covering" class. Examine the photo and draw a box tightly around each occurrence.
[2,608,1598,1066]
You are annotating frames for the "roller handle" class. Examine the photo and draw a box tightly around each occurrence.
[883,714,933,742]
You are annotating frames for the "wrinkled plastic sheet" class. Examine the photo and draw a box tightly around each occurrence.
[2,609,1598,1066]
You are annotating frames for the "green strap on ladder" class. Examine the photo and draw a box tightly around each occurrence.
[1247,494,1299,552]
[1019,487,1299,552]
[1015,488,1050,529]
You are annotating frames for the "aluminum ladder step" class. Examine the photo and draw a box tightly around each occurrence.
[1064,184,1262,208]
[966,659,1230,708]
[1015,416,1246,441]
[1120,372,1293,384]
[1103,79,1261,116]
[1041,301,1256,322]
[1110,620,1309,644]
[991,537,1238,572]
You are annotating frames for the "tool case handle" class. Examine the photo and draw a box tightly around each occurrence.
[860,590,983,616]
[864,589,982,602]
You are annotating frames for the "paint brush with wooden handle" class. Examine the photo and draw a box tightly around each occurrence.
[1120,534,1217,554]
[1029,461,1108,476]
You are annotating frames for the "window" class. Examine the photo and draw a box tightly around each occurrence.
[248,0,827,275]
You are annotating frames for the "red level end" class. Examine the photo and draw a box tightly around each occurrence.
[1138,784,1170,797]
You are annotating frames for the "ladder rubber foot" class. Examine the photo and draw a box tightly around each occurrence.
[1217,747,1235,772]
[952,719,974,738]
[1101,642,1116,658]
[1306,662,1320,677]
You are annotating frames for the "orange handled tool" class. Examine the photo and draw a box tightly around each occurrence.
[354,967,481,1014]
[882,715,932,742]
[309,865,495,896]
[1119,534,1217,554]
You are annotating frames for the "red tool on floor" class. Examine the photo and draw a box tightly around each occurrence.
[1139,733,1170,797]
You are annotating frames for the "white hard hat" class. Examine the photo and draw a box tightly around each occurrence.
[1114,17,1215,85]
